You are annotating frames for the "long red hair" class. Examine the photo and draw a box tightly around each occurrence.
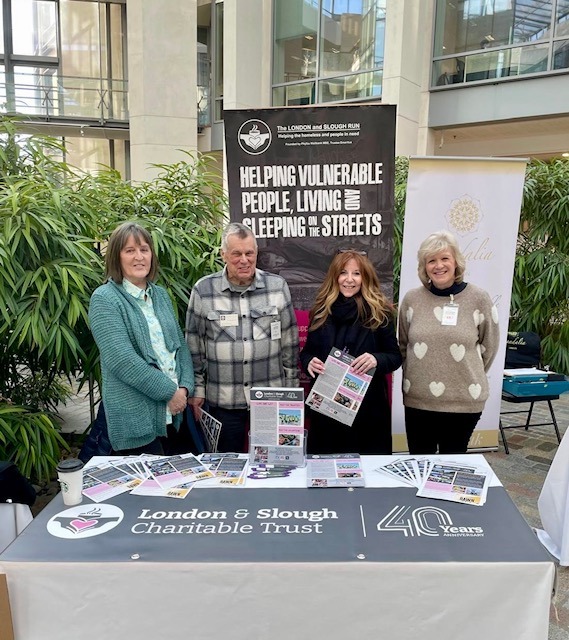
[308,251,393,331]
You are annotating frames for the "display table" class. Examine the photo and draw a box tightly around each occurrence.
[0,455,555,640]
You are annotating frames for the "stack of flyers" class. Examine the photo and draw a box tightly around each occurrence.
[199,453,249,486]
[375,458,491,507]
[130,454,215,498]
[374,457,431,488]
[82,461,143,502]
[416,460,491,506]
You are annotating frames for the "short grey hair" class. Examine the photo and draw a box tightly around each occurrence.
[221,222,257,252]
[417,230,466,287]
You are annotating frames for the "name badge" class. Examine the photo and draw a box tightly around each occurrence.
[219,313,238,327]
[441,304,459,326]
[271,321,282,340]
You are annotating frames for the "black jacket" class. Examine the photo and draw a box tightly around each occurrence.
[300,312,402,454]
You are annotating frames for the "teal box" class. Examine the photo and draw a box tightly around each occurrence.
[503,373,569,397]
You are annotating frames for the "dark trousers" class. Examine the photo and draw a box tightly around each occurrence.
[116,421,195,457]
[404,407,482,455]
[208,406,249,453]
[116,437,165,457]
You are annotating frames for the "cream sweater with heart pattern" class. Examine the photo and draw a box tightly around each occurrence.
[398,283,500,413]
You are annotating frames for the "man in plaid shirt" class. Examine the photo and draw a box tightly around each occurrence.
[185,223,299,452]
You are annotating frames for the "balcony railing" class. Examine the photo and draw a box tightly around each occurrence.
[433,39,569,88]
[0,73,129,122]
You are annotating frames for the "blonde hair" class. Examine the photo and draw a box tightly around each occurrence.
[417,230,465,287]
[309,251,393,331]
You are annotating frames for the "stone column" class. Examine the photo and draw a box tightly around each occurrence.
[222,0,272,110]
[383,0,436,156]
[127,0,198,181]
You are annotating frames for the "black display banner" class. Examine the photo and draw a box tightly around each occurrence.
[1,488,551,565]
[224,105,396,310]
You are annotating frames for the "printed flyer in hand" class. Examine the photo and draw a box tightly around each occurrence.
[306,347,373,426]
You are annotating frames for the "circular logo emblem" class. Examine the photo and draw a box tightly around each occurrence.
[446,195,482,235]
[47,504,124,539]
[255,391,263,399]
[333,350,342,358]
[237,119,272,155]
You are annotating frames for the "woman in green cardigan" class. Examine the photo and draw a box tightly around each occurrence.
[89,222,195,455]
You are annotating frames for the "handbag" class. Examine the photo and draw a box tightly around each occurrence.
[0,461,36,506]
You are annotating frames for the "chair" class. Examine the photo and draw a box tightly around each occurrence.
[499,331,563,454]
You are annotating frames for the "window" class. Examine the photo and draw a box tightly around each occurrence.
[272,0,385,106]
[0,0,129,176]
[1,0,127,121]
[433,0,569,87]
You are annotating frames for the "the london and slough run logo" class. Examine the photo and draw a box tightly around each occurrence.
[237,119,272,155]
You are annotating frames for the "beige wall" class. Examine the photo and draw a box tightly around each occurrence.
[128,0,198,181]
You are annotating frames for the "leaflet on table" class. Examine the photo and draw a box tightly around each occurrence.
[81,455,210,499]
[305,347,373,427]
[198,453,249,486]
[199,409,222,452]
[416,461,491,506]
[130,477,195,499]
[249,387,305,466]
[145,454,215,489]
[374,458,424,487]
[307,454,365,488]
[82,462,142,502]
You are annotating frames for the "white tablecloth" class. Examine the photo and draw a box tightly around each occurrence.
[537,431,569,564]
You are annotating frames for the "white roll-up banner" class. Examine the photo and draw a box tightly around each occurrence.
[393,156,527,451]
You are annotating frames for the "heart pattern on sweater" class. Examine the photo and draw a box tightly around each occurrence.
[413,342,428,359]
[469,383,482,399]
[429,381,445,397]
[403,378,411,393]
[473,310,484,326]
[433,306,443,322]
[450,343,465,362]
[406,307,413,323]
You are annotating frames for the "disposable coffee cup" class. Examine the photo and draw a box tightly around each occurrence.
[56,459,85,506]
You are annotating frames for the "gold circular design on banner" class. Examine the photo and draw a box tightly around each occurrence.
[447,196,481,234]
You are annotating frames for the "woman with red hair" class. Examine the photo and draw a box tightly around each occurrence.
[300,250,402,454]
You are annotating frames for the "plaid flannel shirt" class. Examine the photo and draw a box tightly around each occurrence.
[185,267,299,410]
